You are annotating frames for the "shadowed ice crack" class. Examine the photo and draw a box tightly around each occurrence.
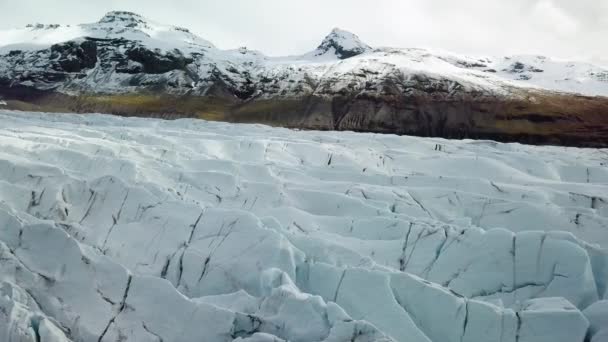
[98,275,132,342]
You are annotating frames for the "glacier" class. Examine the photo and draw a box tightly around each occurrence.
[0,110,606,341]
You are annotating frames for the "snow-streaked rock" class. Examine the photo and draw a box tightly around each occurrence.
[0,11,607,97]
[0,110,606,341]
[0,11,215,54]
[308,28,372,60]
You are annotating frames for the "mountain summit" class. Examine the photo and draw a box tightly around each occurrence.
[98,11,149,26]
[313,28,372,59]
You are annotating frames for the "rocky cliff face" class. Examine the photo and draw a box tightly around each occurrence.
[1,11,607,147]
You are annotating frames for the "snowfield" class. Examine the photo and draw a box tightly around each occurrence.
[0,110,607,342]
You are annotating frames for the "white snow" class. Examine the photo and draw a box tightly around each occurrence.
[434,51,608,96]
[0,110,606,341]
[324,28,370,52]
[304,27,372,60]
[1,12,607,97]
[0,11,215,55]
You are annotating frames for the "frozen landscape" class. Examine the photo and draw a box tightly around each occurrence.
[2,11,608,148]
[0,109,606,341]
[1,11,607,97]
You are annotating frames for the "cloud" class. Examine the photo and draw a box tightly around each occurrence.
[531,0,579,36]
[0,0,606,64]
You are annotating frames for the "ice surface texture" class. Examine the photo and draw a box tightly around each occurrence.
[0,110,606,341]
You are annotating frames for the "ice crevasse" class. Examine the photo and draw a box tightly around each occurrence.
[0,110,606,341]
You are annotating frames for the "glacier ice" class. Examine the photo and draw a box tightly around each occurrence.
[0,110,606,341]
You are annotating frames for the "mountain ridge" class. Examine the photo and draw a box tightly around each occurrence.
[1,11,607,147]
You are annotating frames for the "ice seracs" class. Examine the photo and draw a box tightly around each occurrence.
[584,301,608,342]
[0,110,606,341]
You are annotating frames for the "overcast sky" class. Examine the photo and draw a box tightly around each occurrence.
[1,0,607,64]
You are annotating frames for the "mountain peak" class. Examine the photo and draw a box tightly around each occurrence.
[329,27,354,36]
[98,11,148,27]
[314,28,371,59]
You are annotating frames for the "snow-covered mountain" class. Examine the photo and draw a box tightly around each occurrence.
[0,11,215,54]
[0,11,607,147]
[1,11,606,96]
[307,28,372,60]
[0,109,607,341]
[1,11,607,96]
